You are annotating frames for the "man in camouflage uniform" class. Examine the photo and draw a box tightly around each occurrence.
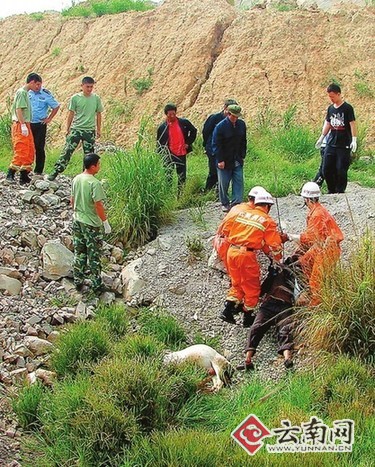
[71,153,111,293]
[48,76,103,180]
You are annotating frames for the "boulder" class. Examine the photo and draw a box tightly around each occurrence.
[0,275,22,296]
[42,241,74,280]
[121,258,146,301]
[24,336,53,356]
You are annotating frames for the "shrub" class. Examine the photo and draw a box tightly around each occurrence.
[105,124,175,247]
[137,308,187,349]
[115,334,165,360]
[62,0,154,18]
[297,232,375,363]
[13,382,45,429]
[95,303,130,339]
[50,322,111,377]
[132,68,153,95]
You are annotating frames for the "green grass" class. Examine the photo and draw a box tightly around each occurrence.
[62,0,154,18]
[298,232,375,364]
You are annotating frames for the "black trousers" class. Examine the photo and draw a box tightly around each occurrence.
[313,147,325,187]
[30,123,47,174]
[323,146,351,194]
[204,152,218,191]
[246,299,294,355]
[164,154,187,193]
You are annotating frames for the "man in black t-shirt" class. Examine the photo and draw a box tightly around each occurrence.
[315,83,357,193]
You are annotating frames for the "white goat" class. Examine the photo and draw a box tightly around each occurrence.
[164,344,234,391]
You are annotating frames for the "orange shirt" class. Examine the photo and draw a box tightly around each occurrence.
[168,119,187,156]
[217,202,253,237]
[300,202,344,248]
[227,205,283,260]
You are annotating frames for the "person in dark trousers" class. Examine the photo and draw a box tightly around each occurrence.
[202,98,238,193]
[315,83,357,193]
[238,260,299,372]
[29,74,60,175]
[313,128,329,187]
[157,103,197,194]
[212,104,247,212]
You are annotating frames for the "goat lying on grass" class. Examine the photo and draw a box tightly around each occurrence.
[164,344,234,391]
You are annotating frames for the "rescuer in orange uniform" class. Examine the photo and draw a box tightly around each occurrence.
[219,190,284,327]
[214,186,266,271]
[287,182,344,305]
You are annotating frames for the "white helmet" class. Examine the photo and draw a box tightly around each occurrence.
[254,190,274,205]
[248,186,265,198]
[301,182,321,199]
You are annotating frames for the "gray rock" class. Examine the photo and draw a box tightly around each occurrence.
[24,336,53,356]
[34,180,50,191]
[20,231,38,249]
[121,258,146,301]
[39,194,60,207]
[0,275,22,296]
[21,191,38,203]
[41,241,74,280]
[0,267,22,280]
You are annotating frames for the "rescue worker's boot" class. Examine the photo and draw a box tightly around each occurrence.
[242,308,255,328]
[19,170,31,186]
[6,168,16,182]
[218,300,237,324]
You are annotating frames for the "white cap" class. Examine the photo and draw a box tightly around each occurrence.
[248,186,265,198]
[254,190,274,205]
[301,182,321,198]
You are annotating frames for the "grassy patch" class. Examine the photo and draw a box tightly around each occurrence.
[62,0,154,18]
[12,381,45,430]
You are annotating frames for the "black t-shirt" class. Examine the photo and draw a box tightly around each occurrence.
[326,102,355,148]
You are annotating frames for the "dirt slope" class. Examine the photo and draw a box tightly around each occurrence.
[0,0,374,145]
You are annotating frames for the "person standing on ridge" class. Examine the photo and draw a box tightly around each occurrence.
[202,98,238,193]
[48,76,103,181]
[71,153,111,294]
[156,103,197,194]
[29,74,60,175]
[315,83,357,193]
[212,104,247,212]
[6,73,40,185]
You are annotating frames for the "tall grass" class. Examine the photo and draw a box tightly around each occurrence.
[298,232,375,363]
[62,0,154,18]
[0,97,12,150]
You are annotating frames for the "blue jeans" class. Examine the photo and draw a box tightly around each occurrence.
[217,164,244,207]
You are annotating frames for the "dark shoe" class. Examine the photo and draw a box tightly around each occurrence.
[75,283,84,292]
[47,172,58,181]
[242,311,255,328]
[6,168,16,182]
[19,170,31,185]
[284,359,294,369]
[221,205,230,213]
[218,300,237,324]
[236,361,255,372]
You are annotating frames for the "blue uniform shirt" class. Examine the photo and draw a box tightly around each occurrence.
[28,88,59,123]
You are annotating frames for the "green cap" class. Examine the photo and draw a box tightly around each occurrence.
[224,98,238,107]
[227,104,242,117]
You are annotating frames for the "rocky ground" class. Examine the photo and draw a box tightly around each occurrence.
[0,173,374,465]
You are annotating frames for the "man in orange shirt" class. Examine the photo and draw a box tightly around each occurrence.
[214,186,266,271]
[287,182,344,304]
[219,190,284,327]
[157,103,197,194]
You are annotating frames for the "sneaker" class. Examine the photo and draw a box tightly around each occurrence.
[6,169,16,182]
[284,359,294,369]
[47,172,58,181]
[221,205,230,213]
[19,171,32,186]
[242,311,255,328]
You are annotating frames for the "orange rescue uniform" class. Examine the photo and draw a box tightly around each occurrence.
[10,122,35,172]
[298,202,344,304]
[226,205,283,309]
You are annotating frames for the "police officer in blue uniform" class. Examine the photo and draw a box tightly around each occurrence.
[29,76,60,174]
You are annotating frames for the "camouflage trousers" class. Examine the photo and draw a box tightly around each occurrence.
[54,129,95,174]
[72,220,103,291]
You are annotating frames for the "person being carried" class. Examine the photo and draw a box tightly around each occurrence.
[219,190,284,328]
[48,76,103,181]
[239,259,299,372]
[6,73,41,185]
[202,98,238,193]
[71,153,111,294]
[29,74,60,175]
[212,104,247,212]
[286,182,344,305]
[315,83,357,194]
[156,103,197,194]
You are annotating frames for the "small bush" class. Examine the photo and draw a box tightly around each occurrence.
[29,12,44,21]
[96,303,130,339]
[137,309,187,349]
[62,0,154,18]
[298,232,375,363]
[50,322,111,377]
[13,382,45,429]
[51,47,61,57]
[132,69,153,95]
[115,334,165,360]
